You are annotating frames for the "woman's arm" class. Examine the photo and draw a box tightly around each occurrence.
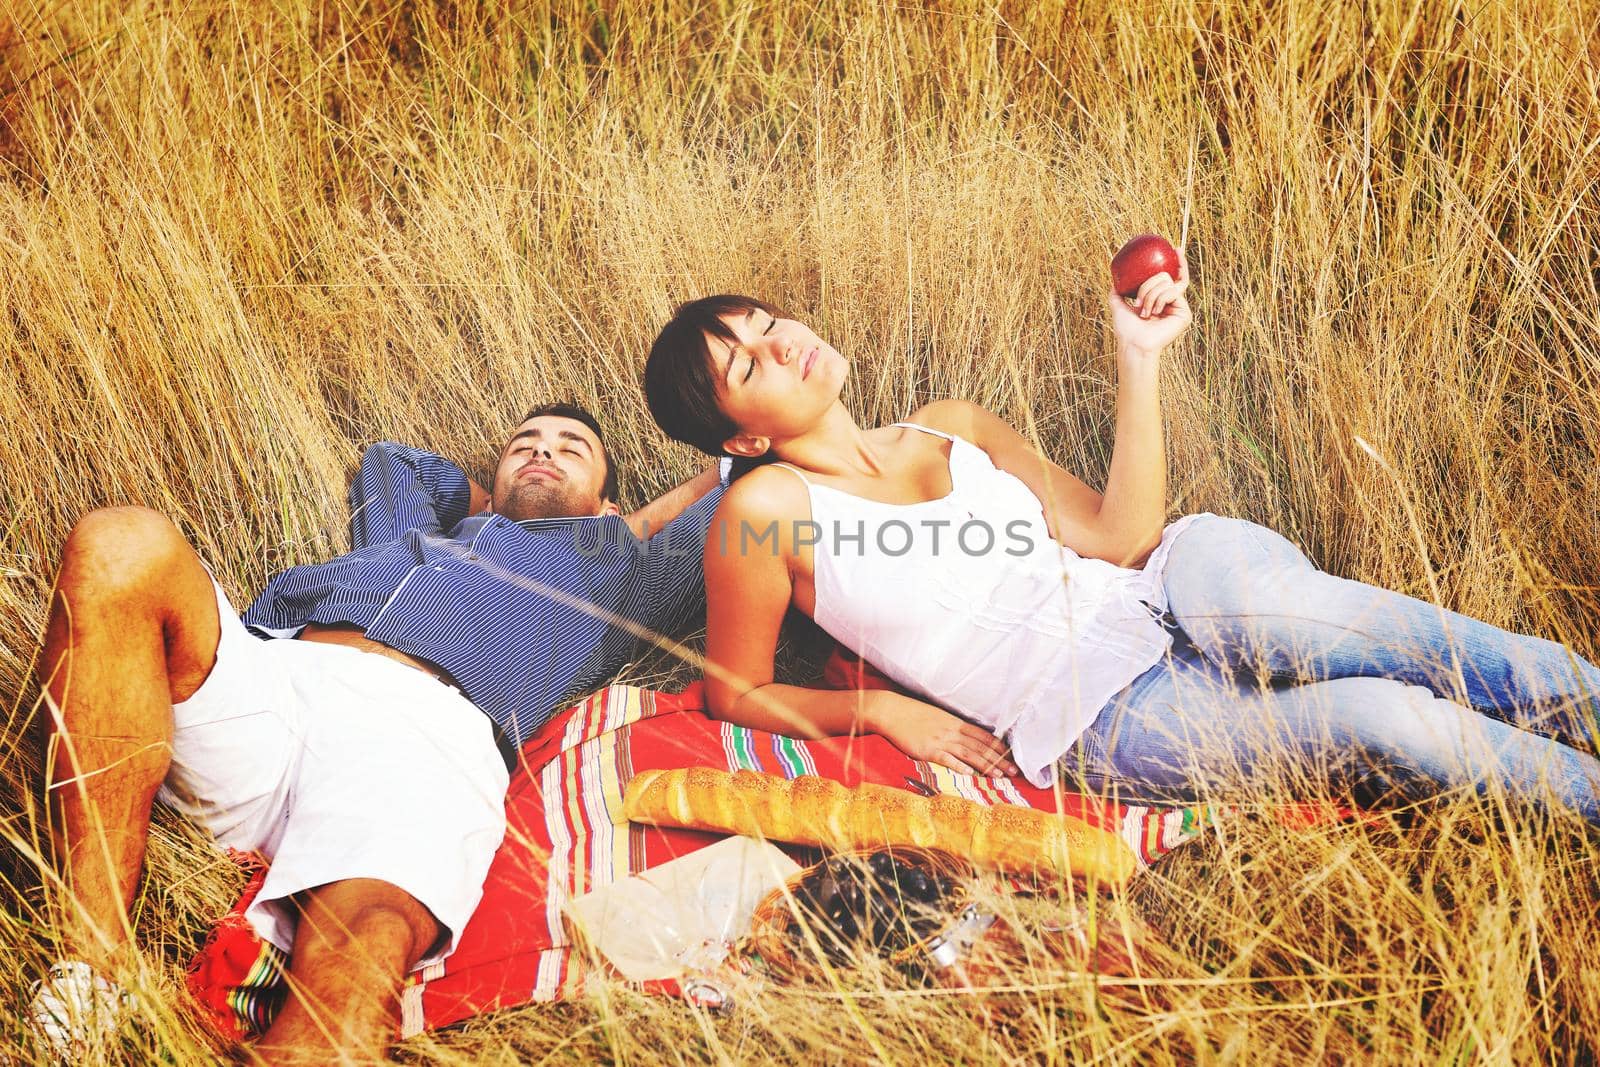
[702,470,1018,776]
[918,256,1192,567]
[702,469,878,738]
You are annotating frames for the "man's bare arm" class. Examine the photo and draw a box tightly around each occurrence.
[623,463,722,539]
[467,478,491,515]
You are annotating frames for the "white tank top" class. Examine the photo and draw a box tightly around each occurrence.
[774,422,1204,787]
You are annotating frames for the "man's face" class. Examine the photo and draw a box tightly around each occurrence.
[490,415,616,522]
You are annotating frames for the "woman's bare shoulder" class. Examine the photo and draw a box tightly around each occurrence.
[717,463,810,521]
[905,398,984,438]
[709,464,812,570]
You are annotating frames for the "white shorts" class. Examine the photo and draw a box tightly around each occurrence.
[158,582,509,962]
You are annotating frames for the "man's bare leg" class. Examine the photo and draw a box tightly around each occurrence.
[253,878,442,1065]
[40,505,222,972]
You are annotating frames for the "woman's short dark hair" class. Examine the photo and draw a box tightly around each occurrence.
[644,294,784,456]
[520,401,618,502]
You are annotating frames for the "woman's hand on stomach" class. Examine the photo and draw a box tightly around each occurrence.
[867,691,1020,777]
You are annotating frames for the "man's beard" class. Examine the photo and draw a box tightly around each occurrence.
[495,480,598,522]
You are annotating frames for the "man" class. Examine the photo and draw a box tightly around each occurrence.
[30,403,724,1062]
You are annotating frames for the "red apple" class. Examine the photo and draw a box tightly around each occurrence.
[1110,234,1182,299]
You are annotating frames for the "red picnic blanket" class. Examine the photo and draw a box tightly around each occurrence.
[187,678,1215,1040]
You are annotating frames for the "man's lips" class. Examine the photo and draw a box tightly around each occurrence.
[518,464,562,482]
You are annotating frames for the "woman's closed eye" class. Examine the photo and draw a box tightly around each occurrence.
[744,317,775,380]
[730,317,774,385]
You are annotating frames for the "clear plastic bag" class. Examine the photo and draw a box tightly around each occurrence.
[564,836,801,983]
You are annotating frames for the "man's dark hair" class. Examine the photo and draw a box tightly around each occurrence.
[519,402,618,502]
[643,294,785,457]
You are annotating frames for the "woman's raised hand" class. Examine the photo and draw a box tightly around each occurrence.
[869,691,1021,777]
[1107,246,1192,358]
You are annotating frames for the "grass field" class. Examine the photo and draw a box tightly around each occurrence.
[3,0,1599,1061]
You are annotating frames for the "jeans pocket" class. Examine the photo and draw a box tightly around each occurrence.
[1057,727,1116,784]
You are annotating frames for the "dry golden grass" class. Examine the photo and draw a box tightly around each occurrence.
[2,0,1599,1062]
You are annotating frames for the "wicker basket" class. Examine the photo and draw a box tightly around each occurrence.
[741,846,976,982]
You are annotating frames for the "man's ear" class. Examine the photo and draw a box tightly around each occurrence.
[598,500,621,517]
[722,433,771,459]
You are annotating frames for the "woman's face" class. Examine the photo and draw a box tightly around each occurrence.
[705,307,847,450]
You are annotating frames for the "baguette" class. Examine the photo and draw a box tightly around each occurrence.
[622,768,1137,886]
[621,769,670,825]
[728,767,797,842]
[928,793,980,857]
[789,775,852,845]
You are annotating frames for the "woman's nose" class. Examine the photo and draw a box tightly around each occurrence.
[766,337,794,364]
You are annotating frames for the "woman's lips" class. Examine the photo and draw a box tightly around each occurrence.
[802,348,818,378]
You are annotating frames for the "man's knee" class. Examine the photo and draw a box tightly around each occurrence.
[292,880,442,976]
[58,507,194,605]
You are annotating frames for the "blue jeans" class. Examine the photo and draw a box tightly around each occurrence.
[1065,516,1600,825]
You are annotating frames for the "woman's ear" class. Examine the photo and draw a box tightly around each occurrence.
[722,433,771,458]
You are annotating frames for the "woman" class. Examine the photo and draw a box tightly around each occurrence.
[643,264,1600,825]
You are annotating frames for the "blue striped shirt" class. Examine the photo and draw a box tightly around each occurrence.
[242,442,724,744]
